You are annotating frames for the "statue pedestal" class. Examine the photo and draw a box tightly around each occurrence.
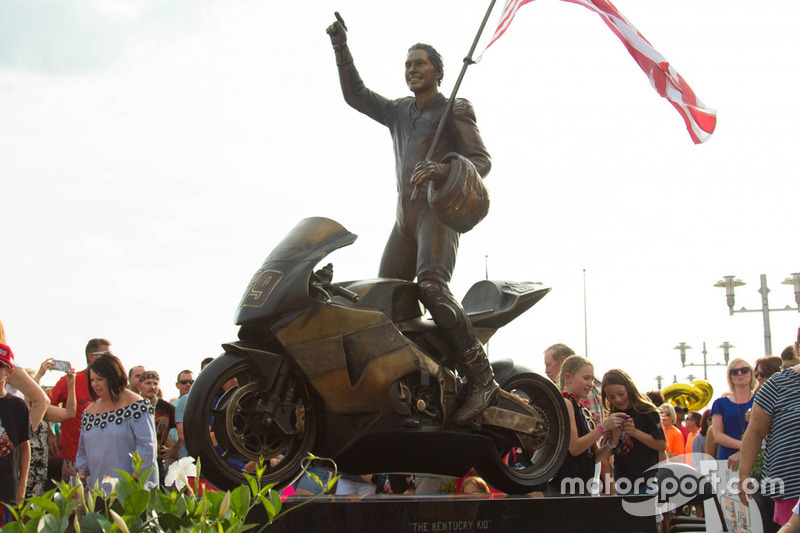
[249,494,659,532]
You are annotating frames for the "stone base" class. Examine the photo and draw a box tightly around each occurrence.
[248,494,658,533]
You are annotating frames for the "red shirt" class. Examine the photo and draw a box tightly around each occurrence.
[677,425,691,443]
[49,369,93,462]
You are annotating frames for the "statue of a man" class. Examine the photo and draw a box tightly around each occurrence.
[326,19,498,424]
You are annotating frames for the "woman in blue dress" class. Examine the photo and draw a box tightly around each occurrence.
[710,358,756,462]
[76,354,158,493]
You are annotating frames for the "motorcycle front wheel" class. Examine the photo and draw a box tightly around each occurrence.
[475,372,569,494]
[184,352,318,491]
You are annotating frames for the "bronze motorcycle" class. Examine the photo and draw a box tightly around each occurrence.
[184,217,568,493]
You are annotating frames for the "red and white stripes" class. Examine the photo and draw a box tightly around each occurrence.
[485,0,717,143]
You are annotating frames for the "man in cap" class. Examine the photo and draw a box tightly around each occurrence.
[674,405,691,443]
[326,19,496,424]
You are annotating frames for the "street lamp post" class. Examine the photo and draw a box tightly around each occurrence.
[674,341,731,380]
[714,273,800,356]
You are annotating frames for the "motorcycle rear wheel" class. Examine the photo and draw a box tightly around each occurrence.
[475,373,569,494]
[184,353,317,491]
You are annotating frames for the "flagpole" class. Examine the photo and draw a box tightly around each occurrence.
[410,0,499,201]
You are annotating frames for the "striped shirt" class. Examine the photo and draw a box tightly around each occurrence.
[754,369,800,497]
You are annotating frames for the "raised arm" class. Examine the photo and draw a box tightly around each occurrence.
[9,368,49,427]
[34,358,54,383]
[45,368,77,422]
[326,18,391,125]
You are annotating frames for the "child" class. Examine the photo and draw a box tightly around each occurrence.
[548,356,624,495]
[0,343,31,525]
[600,368,666,495]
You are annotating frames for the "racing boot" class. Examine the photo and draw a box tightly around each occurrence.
[454,341,500,425]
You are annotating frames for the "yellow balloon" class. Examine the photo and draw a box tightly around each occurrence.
[662,383,698,409]
[661,380,713,412]
[690,380,714,410]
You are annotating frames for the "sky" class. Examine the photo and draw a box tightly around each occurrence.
[1,0,798,404]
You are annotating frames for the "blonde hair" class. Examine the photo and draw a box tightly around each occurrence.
[726,358,757,394]
[0,319,5,343]
[558,355,593,391]
[659,402,676,421]
[601,369,658,415]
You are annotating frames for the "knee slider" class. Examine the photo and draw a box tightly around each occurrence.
[418,279,459,329]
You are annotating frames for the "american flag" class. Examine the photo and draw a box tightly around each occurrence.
[485,0,717,144]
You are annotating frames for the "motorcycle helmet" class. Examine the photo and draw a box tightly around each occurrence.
[428,152,489,233]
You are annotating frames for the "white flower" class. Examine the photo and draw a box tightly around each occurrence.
[101,476,119,494]
[165,456,197,491]
[218,491,231,519]
[75,477,86,505]
[109,510,130,533]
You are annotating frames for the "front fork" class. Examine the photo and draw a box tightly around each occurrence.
[261,357,305,436]
[221,342,304,437]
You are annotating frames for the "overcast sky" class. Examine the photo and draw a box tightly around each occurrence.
[1,0,798,403]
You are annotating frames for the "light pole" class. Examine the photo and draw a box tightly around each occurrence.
[674,341,731,380]
[714,273,800,355]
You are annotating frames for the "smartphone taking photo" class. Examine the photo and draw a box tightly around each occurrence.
[52,359,71,372]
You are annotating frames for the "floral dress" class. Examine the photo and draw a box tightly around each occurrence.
[25,419,49,498]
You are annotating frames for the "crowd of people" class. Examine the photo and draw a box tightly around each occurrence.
[2,315,800,531]
[0,320,202,527]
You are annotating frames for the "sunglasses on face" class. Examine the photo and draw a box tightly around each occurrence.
[730,367,751,376]
[178,380,194,385]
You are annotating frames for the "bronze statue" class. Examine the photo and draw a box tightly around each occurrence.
[184,216,568,493]
[326,19,497,424]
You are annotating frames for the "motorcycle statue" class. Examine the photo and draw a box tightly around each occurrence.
[185,217,568,493]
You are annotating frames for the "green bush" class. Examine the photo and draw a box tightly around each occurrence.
[2,453,337,533]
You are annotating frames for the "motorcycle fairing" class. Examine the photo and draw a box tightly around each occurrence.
[235,217,357,325]
[336,279,423,323]
[275,303,433,416]
[461,280,551,337]
[221,342,284,386]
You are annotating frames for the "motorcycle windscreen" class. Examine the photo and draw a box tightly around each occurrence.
[235,217,357,325]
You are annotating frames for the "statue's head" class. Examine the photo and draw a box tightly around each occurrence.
[407,43,443,87]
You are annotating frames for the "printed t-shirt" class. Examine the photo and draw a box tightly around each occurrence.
[0,394,31,505]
